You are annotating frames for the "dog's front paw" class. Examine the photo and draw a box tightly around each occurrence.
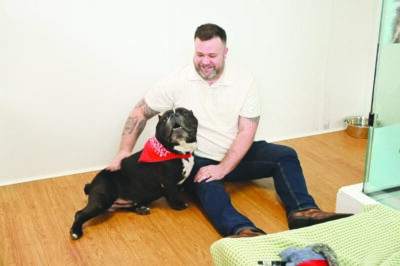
[170,201,188,211]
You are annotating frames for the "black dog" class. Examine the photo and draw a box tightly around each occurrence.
[70,108,198,239]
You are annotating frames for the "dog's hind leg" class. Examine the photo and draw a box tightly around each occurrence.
[70,191,117,240]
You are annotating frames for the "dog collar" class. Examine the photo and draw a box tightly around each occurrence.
[139,136,192,163]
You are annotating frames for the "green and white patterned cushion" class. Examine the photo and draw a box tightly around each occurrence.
[210,204,400,266]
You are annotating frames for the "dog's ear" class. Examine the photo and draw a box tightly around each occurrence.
[158,115,161,120]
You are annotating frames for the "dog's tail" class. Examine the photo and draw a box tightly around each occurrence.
[84,183,91,195]
[84,169,117,195]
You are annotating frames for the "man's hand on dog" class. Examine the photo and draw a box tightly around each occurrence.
[107,151,131,171]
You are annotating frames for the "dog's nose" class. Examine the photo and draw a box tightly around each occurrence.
[169,114,177,124]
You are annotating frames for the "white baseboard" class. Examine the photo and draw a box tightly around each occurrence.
[0,166,105,187]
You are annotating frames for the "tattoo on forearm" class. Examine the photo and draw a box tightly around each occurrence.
[136,119,146,135]
[124,117,138,135]
[123,99,158,136]
[123,117,147,136]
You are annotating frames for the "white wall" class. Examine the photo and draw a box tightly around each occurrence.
[0,0,381,186]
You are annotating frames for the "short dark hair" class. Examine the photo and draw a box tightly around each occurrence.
[194,23,227,44]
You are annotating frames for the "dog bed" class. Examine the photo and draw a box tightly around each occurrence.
[210,204,400,265]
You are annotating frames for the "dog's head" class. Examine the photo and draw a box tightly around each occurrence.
[155,108,198,154]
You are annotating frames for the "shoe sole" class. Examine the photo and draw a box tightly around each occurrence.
[288,213,353,230]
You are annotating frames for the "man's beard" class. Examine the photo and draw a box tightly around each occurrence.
[197,67,217,80]
[194,61,224,81]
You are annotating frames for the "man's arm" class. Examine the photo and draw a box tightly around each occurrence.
[194,115,260,182]
[107,98,159,171]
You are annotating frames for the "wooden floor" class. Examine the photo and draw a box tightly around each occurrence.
[0,131,367,265]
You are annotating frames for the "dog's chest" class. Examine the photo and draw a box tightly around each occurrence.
[179,156,194,185]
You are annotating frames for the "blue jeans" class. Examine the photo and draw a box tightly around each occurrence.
[183,140,318,236]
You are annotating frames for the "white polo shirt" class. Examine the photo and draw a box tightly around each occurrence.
[145,60,260,161]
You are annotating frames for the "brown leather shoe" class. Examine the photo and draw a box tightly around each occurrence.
[288,209,353,230]
[228,228,267,238]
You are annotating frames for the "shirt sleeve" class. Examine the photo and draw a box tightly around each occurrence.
[144,72,177,112]
[239,78,261,118]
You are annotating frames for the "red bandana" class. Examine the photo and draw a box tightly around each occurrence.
[138,136,192,163]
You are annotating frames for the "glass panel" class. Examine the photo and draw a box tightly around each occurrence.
[363,0,400,210]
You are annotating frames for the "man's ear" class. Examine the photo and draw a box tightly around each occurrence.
[224,47,229,57]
